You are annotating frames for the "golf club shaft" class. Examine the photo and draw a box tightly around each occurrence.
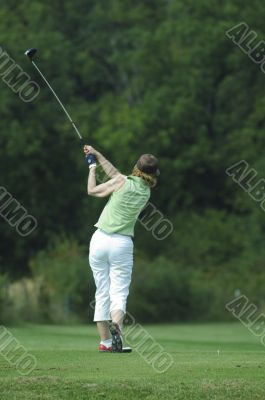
[31,61,83,141]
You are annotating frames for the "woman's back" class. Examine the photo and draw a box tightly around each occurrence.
[95,175,150,236]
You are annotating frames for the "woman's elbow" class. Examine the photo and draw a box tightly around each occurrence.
[88,189,104,197]
[87,189,95,196]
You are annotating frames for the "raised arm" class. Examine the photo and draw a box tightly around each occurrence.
[87,167,125,197]
[84,145,120,178]
[84,145,126,197]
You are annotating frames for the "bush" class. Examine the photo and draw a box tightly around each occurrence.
[129,256,192,322]
[2,209,265,324]
[28,237,95,323]
[0,274,9,323]
[128,251,265,323]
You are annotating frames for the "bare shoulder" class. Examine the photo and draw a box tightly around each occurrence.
[113,173,127,190]
[114,173,127,183]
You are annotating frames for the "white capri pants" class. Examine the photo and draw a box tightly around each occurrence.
[89,229,134,321]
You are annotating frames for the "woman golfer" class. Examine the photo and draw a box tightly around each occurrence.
[84,145,159,352]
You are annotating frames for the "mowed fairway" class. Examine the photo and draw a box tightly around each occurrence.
[0,323,265,400]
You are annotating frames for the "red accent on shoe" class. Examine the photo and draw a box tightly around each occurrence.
[98,344,112,352]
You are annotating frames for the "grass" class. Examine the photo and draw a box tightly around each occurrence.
[0,323,265,399]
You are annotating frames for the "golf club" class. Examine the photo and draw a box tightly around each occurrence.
[24,48,83,142]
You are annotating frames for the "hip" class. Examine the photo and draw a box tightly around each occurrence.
[90,229,133,249]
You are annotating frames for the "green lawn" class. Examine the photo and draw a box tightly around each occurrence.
[0,323,265,399]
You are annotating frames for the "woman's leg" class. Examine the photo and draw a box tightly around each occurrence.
[97,321,111,340]
[109,235,134,330]
[89,230,111,341]
[110,309,125,327]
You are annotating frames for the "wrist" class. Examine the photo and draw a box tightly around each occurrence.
[86,153,97,169]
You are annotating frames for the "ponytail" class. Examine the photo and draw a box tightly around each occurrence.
[131,166,157,188]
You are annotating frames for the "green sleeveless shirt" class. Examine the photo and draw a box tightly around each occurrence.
[95,176,150,237]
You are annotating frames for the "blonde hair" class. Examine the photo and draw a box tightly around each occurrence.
[131,166,157,188]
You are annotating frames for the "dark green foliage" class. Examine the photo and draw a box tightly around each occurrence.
[29,237,95,323]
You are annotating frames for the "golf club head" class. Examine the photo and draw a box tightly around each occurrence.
[24,48,37,60]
